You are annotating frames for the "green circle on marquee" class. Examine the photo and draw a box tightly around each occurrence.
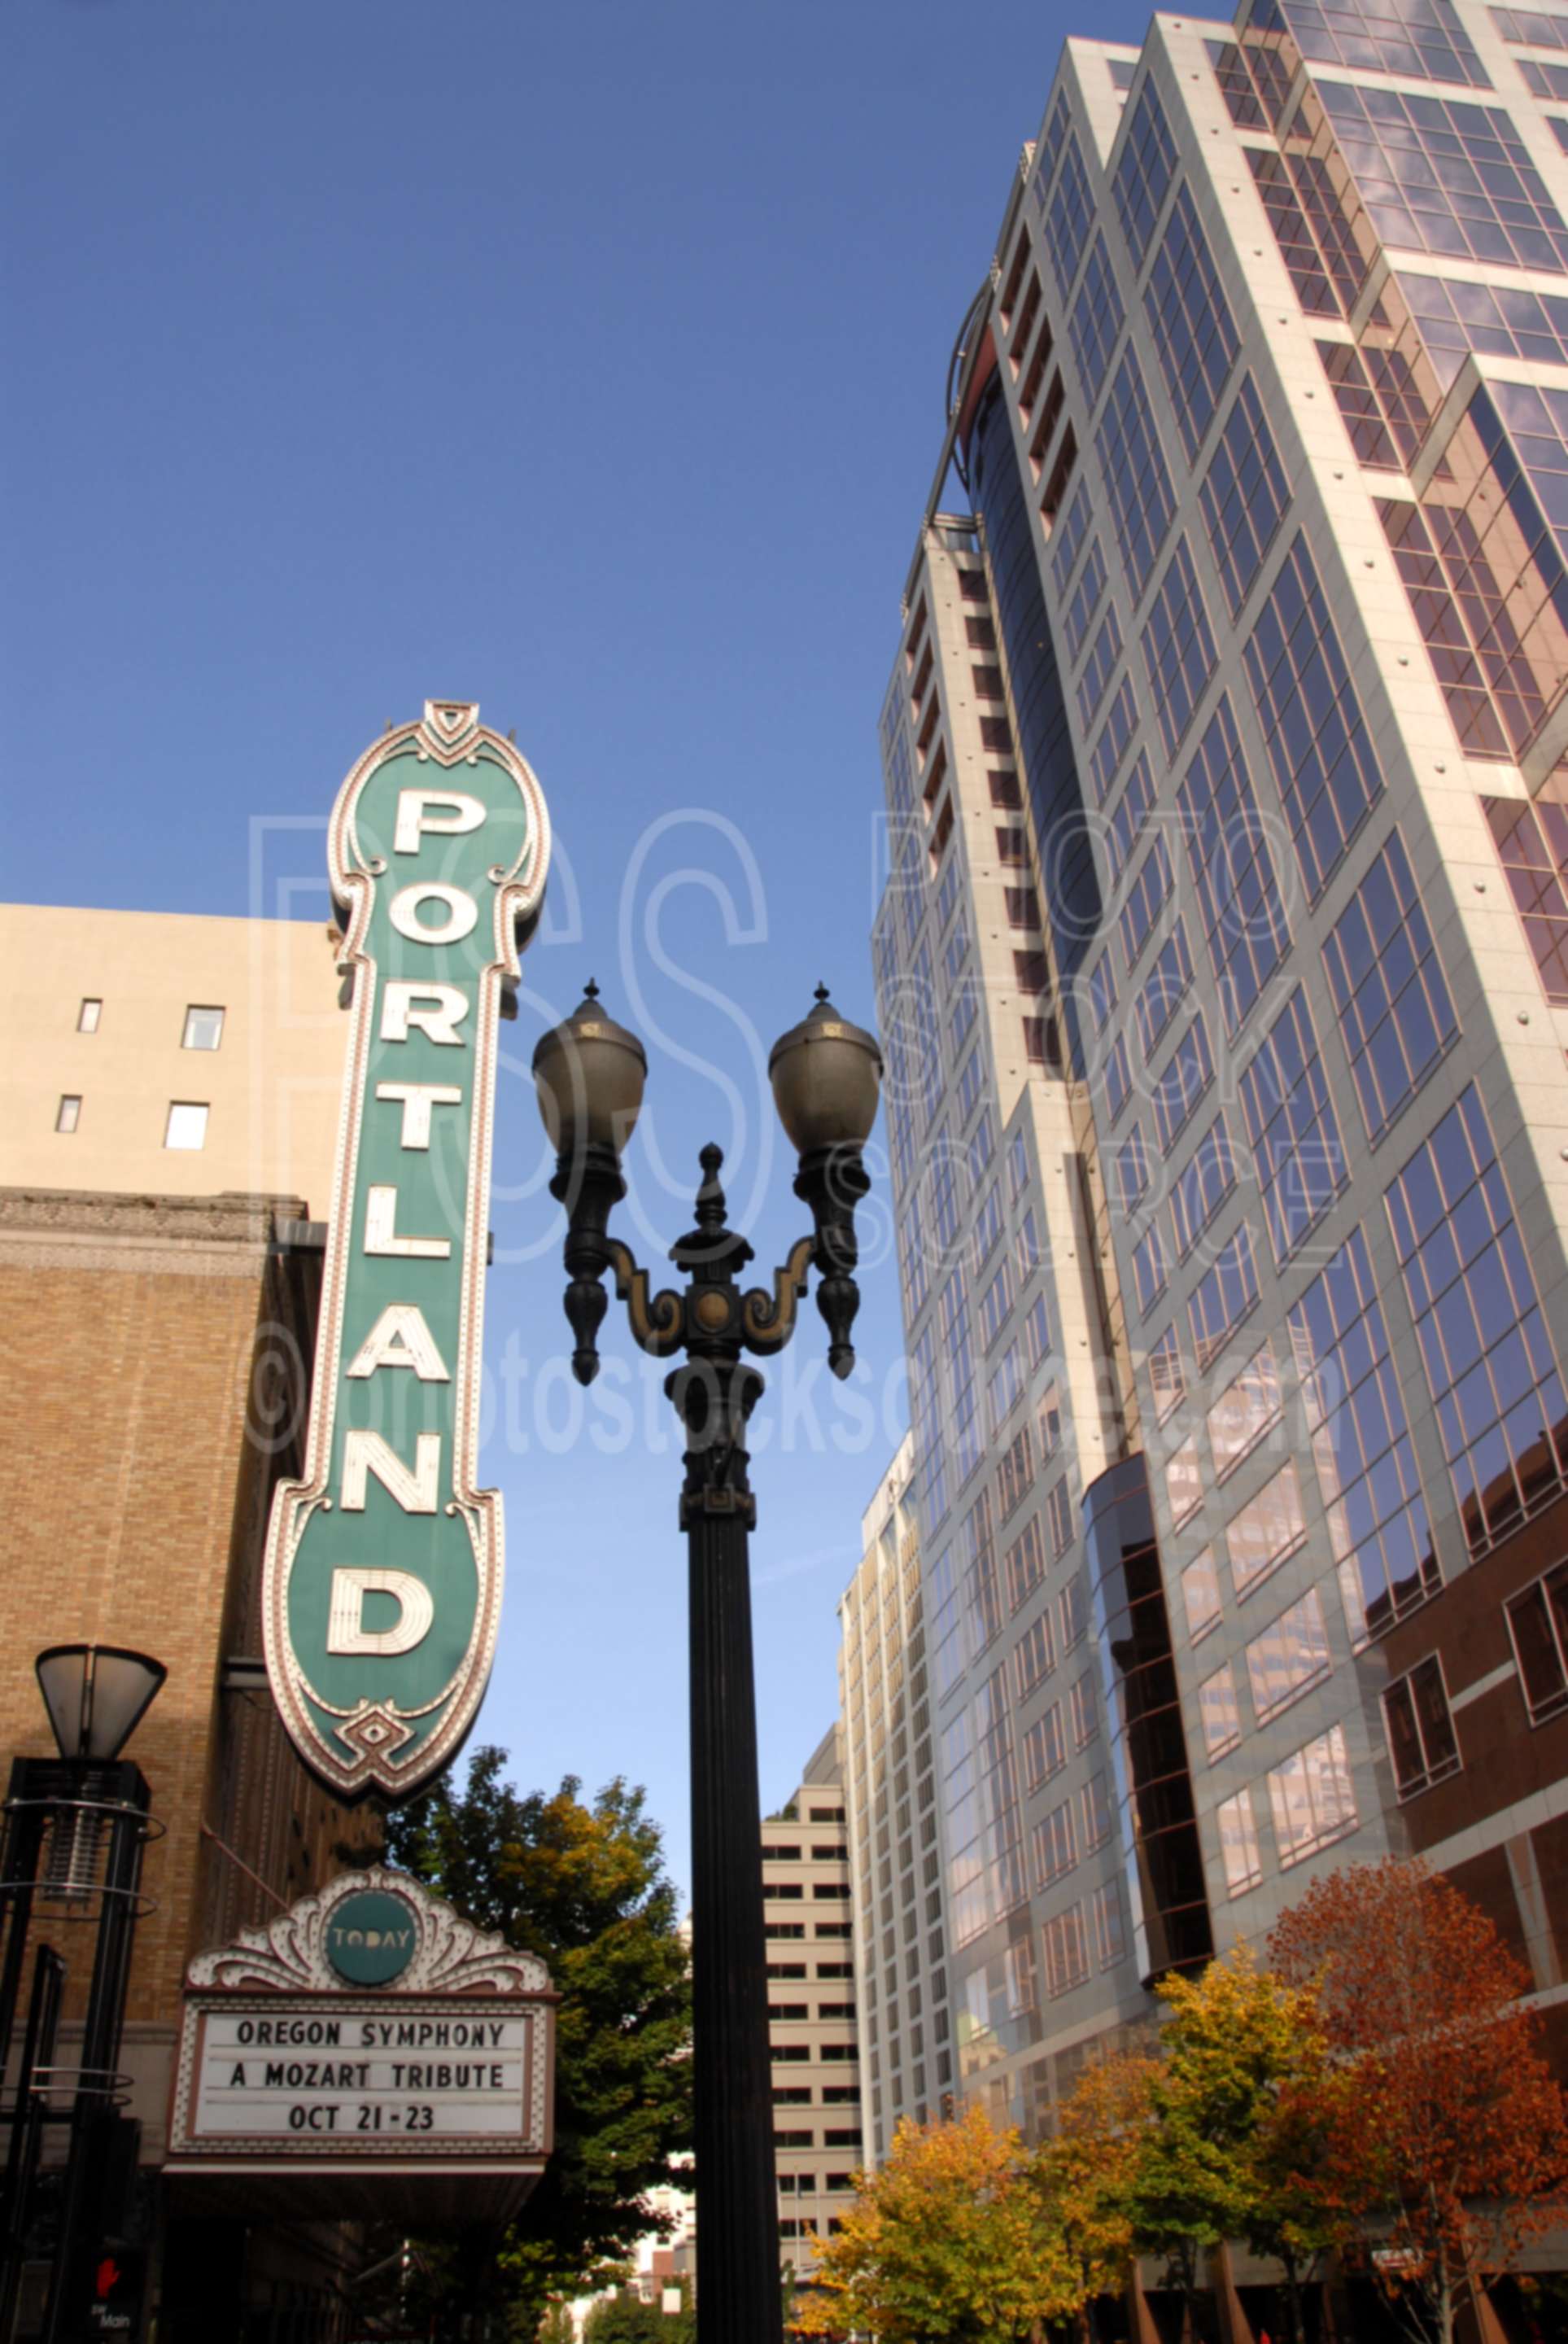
[325,1890,420,1986]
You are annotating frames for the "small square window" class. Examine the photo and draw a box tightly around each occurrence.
[164,1102,209,1151]
[56,1095,81,1135]
[182,1006,225,1051]
[77,999,102,1034]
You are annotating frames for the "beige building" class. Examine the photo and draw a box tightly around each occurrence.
[839,1437,952,2165]
[2,903,344,1208]
[0,904,367,2337]
[764,1728,862,2280]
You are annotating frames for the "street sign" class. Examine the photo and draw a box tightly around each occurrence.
[261,700,551,1800]
[167,1869,554,2190]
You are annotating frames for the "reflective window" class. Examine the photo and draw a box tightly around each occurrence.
[1005,1516,1045,1612]
[1046,130,1095,296]
[1382,1655,1461,1795]
[1226,1458,1308,1596]
[911,1326,948,1533]
[1190,1227,1260,1368]
[1043,1905,1090,1996]
[1063,540,1109,668]
[1200,1663,1243,1760]
[1244,533,1384,903]
[1014,1609,1058,1699]
[1106,752,1155,892]
[1120,836,1174,971]
[1322,830,1457,1143]
[1201,375,1291,619]
[1505,1559,1568,1724]
[1377,398,1568,761]
[1071,1669,1098,1747]
[1216,1787,1264,1896]
[1113,80,1179,269]
[1267,1722,1358,1865]
[164,1101,209,1150]
[1032,92,1073,210]
[77,998,102,1034]
[961,1488,1002,1658]
[1069,236,1126,407]
[1087,951,1118,1037]
[1182,1546,1224,1643]
[1288,1227,1437,1646]
[1247,1588,1333,1721]
[1048,1477,1074,1559]
[1059,1575,1090,1651]
[978,1255,1016,1347]
[1092,1881,1127,1969]
[1492,6,1568,47]
[1179,695,1291,1035]
[1135,921,1195,1060]
[1089,674,1140,806]
[1318,83,1568,271]
[1260,0,1489,82]
[1142,536,1216,757]
[1171,1116,1239,1261]
[1170,1437,1205,1528]
[998,1423,1034,1520]
[1483,796,1568,1003]
[1208,1343,1284,1482]
[1515,50,1568,90]
[1104,1032,1133,1125]
[1387,1083,1568,1555]
[182,1004,225,1051]
[1247,147,1367,319]
[1021,1703,1068,1789]
[1144,186,1240,460]
[1150,1324,1186,1421]
[1318,340,1431,470]
[1096,351,1177,602]
[1052,478,1093,586]
[1132,1222,1168,1314]
[1081,1769,1113,1848]
[56,1094,81,1135]
[1111,1130,1148,1218]
[1238,986,1347,1269]
[1033,1799,1078,1887]
[1077,604,1125,732]
[1400,269,1568,387]
[1151,1012,1214,1155]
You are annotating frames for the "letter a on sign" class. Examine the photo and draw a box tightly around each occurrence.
[261,702,551,1799]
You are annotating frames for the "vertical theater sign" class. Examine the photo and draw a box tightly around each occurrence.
[262,700,551,1800]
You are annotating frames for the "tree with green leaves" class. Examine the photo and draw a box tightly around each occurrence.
[580,2289,666,2343]
[794,2101,1075,2342]
[1121,1946,1344,2344]
[380,1747,692,2338]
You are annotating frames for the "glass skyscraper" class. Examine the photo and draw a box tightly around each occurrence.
[859,0,1568,2153]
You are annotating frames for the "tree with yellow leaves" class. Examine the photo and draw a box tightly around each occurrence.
[1033,2048,1160,2338]
[793,2102,1073,2342]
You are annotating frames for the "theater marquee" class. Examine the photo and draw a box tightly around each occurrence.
[261,701,551,1799]
[167,1870,555,2216]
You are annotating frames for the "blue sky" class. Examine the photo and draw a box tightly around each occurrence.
[3,0,1150,1900]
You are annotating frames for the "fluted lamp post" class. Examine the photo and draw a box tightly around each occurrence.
[533,982,882,2343]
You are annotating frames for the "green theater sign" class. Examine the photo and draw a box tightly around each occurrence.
[263,701,551,1799]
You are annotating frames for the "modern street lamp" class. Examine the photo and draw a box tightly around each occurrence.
[0,1645,165,2340]
[533,982,882,2343]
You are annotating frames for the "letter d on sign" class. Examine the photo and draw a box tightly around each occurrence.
[327,1568,435,1656]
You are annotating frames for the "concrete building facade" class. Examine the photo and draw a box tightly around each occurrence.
[870,0,1568,2142]
[837,1437,955,2163]
[763,1729,863,2278]
[0,905,365,2337]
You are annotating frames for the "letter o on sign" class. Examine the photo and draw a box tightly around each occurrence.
[389,884,479,945]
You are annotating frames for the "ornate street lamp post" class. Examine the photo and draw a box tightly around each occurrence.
[533,982,882,2344]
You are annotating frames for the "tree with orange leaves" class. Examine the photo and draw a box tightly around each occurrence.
[791,2101,1075,2342]
[1270,1857,1568,2344]
[1033,2046,1160,2337]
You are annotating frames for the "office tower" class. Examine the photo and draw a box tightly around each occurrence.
[763,1728,864,2276]
[837,1437,955,2163]
[872,0,1568,2134]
